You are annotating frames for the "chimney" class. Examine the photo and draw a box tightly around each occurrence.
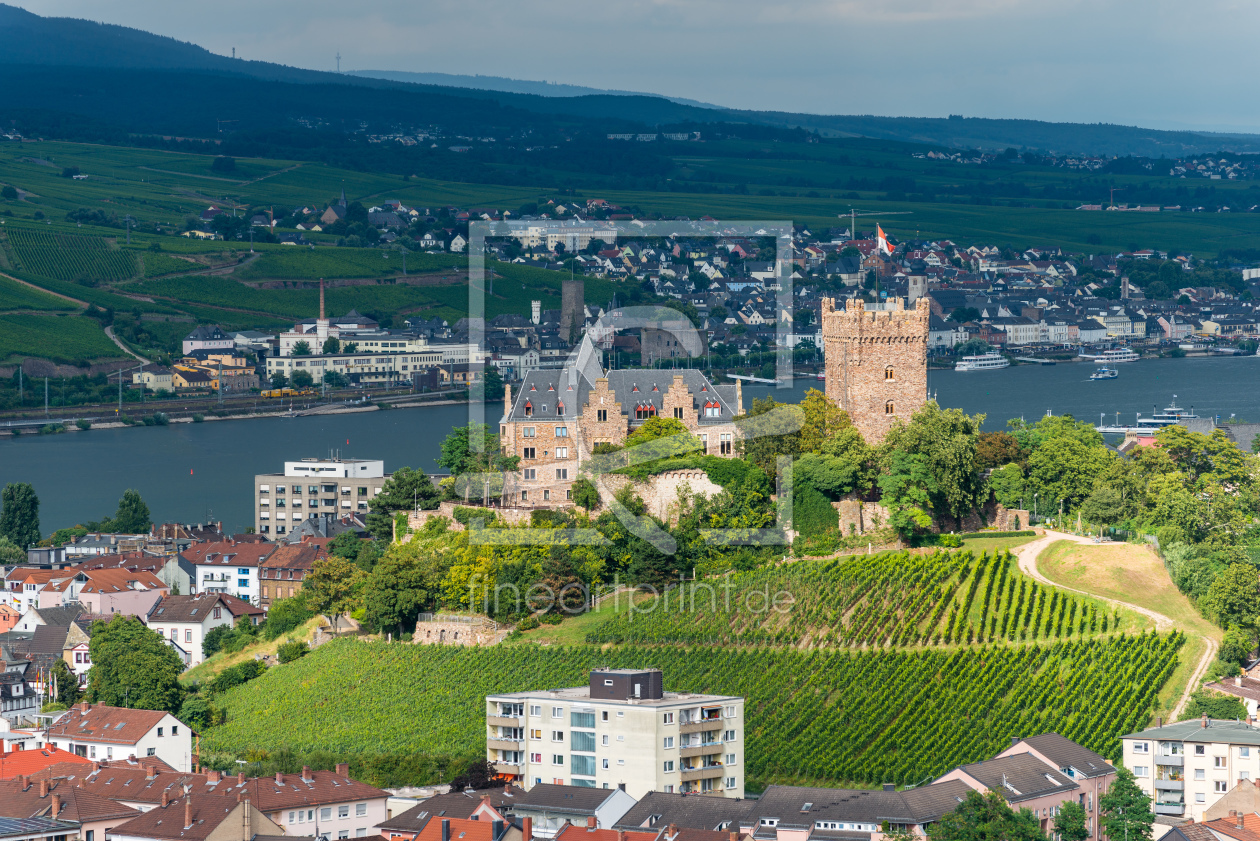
[79,701,90,713]
[336,763,349,777]
[1010,736,1019,747]
[51,794,61,819]
[19,775,29,792]
[237,772,245,785]
[731,834,739,841]
[40,780,49,798]
[587,817,597,830]
[146,764,158,780]
[483,796,492,809]
[1203,715,1209,729]
[505,784,512,795]
[184,798,193,830]
[882,783,895,792]
[301,765,313,782]
[1239,812,1246,830]
[162,791,170,807]
[276,772,285,785]
[207,770,221,784]
[668,825,677,840]
[92,762,100,773]
[245,798,252,836]
[442,819,451,841]
[493,820,505,841]
[618,832,627,841]
[523,817,533,841]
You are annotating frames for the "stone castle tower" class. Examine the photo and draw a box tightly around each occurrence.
[821,296,930,443]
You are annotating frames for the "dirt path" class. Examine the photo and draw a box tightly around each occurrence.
[104,327,149,363]
[1016,530,1217,719]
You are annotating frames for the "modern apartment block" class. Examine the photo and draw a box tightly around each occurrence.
[1122,718,1260,821]
[254,458,389,536]
[485,668,745,800]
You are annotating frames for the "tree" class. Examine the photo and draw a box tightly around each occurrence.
[290,369,315,389]
[1078,484,1123,528]
[976,431,1024,471]
[1220,624,1254,666]
[877,451,936,540]
[323,370,348,388]
[626,416,696,447]
[304,555,367,617]
[928,790,1045,841]
[361,544,433,638]
[262,594,317,640]
[437,424,518,477]
[1098,767,1154,841]
[326,531,364,560]
[448,758,498,791]
[0,483,41,548]
[955,338,991,356]
[950,306,981,323]
[50,658,81,706]
[989,463,1026,509]
[571,477,600,511]
[210,156,236,173]
[1054,802,1088,841]
[366,466,440,541]
[737,397,804,477]
[882,402,986,525]
[472,366,504,401]
[270,372,288,389]
[0,536,25,564]
[1202,564,1260,629]
[291,340,312,356]
[111,489,152,534]
[797,388,850,455]
[86,616,184,712]
[1184,688,1246,719]
[1,185,17,200]
[203,624,233,659]
[322,336,341,354]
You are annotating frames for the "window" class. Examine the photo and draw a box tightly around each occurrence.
[146,748,156,756]
[1195,745,1206,756]
[601,735,609,746]
[1133,766,1148,778]
[531,705,541,716]
[321,808,333,820]
[571,712,595,728]
[1133,742,1149,754]
[725,705,736,717]
[724,730,736,741]
[530,729,542,739]
[523,427,536,438]
[86,833,94,841]
[761,820,779,828]
[356,804,367,817]
[1243,747,1251,758]
[1215,756,1227,768]
[673,407,684,419]
[1216,781,1229,793]
[597,410,608,422]
[885,401,895,415]
[1194,769,1206,780]
[289,812,297,824]
[1244,772,1252,781]
[726,753,737,764]
[556,468,569,481]
[553,754,564,766]
[664,761,676,773]
[523,448,536,460]
[664,737,675,749]
[720,433,732,455]
[602,758,610,769]
[601,710,609,721]
[556,447,569,459]
[556,427,568,438]
[157,727,164,737]
[1196,793,1206,804]
[339,806,350,819]
[172,726,178,735]
[552,706,563,718]
[663,712,675,725]
[340,833,349,840]
[885,366,895,381]
[523,469,537,481]
[531,753,542,763]
[572,755,596,776]
[572,731,596,752]
[185,630,192,643]
[356,831,366,838]
[552,731,565,742]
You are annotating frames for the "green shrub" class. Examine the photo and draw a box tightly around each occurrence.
[192,413,205,423]
[277,640,310,664]
[937,534,963,548]
[39,423,66,435]
[75,418,91,430]
[958,530,1036,539]
[452,506,498,527]
[793,482,839,538]
[206,659,267,695]
[517,616,540,631]
[539,613,563,626]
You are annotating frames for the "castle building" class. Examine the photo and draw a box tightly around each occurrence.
[499,340,743,504]
[821,296,930,443]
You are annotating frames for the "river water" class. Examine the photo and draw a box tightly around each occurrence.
[2,356,1257,534]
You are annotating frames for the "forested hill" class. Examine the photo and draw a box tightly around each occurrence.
[2,2,1260,157]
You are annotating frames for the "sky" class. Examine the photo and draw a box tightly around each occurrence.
[15,0,1260,133]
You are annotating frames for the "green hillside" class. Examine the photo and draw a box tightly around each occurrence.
[204,632,1181,790]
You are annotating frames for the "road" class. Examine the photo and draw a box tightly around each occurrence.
[1015,530,1216,720]
[104,326,149,363]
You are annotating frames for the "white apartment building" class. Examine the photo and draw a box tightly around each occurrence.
[1122,718,1260,821]
[253,458,390,537]
[485,668,744,801]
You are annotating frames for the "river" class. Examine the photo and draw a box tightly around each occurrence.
[2,356,1257,534]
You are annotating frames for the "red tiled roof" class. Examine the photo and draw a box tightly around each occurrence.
[0,776,139,822]
[180,541,274,567]
[147,593,262,624]
[555,826,658,841]
[47,704,170,747]
[44,568,168,594]
[64,766,386,811]
[0,746,93,779]
[106,794,267,841]
[260,544,324,571]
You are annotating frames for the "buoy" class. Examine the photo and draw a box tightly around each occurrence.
[190,469,194,475]
[346,439,349,445]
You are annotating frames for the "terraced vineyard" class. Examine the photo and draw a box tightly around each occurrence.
[7,228,138,283]
[586,551,1134,647]
[205,633,1182,788]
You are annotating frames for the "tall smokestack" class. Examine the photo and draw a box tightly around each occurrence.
[320,278,326,321]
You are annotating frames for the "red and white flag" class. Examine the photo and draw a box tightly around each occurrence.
[877,224,894,256]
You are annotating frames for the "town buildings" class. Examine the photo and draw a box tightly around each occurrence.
[143,594,264,666]
[46,704,192,771]
[253,458,389,537]
[1122,718,1260,822]
[485,668,745,800]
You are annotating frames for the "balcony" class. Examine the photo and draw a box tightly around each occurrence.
[681,745,720,759]
[493,762,522,775]
[1154,779,1184,790]
[680,765,724,782]
[487,715,521,727]
[1154,804,1184,816]
[488,738,524,751]
[1156,755,1183,766]
[680,720,715,735]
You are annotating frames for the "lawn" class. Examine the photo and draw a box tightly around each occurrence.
[1037,539,1220,720]
[960,534,1039,554]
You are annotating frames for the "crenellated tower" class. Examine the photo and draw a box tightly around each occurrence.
[821,296,930,443]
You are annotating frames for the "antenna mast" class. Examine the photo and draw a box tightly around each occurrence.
[336,52,341,73]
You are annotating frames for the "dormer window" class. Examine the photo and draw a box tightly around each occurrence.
[524,402,533,417]
[557,401,565,416]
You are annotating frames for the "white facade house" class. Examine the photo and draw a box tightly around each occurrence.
[253,458,389,537]
[144,593,264,666]
[486,668,745,801]
[1122,718,1260,822]
[47,703,193,770]
[179,541,275,606]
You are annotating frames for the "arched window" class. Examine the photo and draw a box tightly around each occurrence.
[885,366,895,381]
[885,401,894,415]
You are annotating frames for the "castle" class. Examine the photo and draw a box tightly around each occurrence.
[821,296,930,443]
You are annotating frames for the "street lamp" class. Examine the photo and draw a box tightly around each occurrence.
[1033,493,1038,521]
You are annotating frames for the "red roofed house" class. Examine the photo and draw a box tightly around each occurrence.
[39,569,170,616]
[0,775,140,841]
[410,817,518,841]
[179,540,276,607]
[0,745,93,780]
[105,794,283,841]
[554,821,659,841]
[144,594,263,667]
[258,544,325,610]
[47,703,191,772]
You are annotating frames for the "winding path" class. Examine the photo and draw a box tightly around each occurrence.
[104,326,149,363]
[1015,530,1217,719]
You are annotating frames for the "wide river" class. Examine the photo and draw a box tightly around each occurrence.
[2,356,1257,533]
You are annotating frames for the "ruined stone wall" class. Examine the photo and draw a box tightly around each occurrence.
[822,296,929,444]
[413,615,507,646]
[834,497,892,536]
[407,501,539,533]
[596,470,725,524]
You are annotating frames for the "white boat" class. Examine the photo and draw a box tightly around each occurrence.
[1080,347,1140,363]
[1095,396,1200,435]
[1089,366,1118,380]
[955,351,1010,372]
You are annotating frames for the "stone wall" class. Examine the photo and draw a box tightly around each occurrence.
[834,497,892,536]
[831,496,1028,536]
[821,296,930,444]
[413,614,507,646]
[598,470,725,524]
[407,501,540,533]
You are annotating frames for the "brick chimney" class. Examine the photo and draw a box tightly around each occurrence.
[19,775,29,791]
[39,779,49,797]
[79,701,90,713]
[1238,812,1245,830]
[207,770,222,784]
[336,763,349,776]
[91,762,100,773]
[668,825,677,840]
[276,772,285,785]
[523,817,532,841]
[730,833,738,841]
[51,794,61,819]
[482,795,492,809]
[586,817,597,831]
[162,791,170,807]
[237,772,245,784]
[301,765,313,782]
[185,798,194,830]
[146,765,158,780]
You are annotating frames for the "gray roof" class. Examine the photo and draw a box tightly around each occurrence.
[1018,733,1113,779]
[615,792,751,832]
[745,780,974,831]
[1124,718,1260,745]
[951,753,1077,803]
[505,368,735,427]
[0,816,80,839]
[32,604,85,626]
[510,783,619,815]
[380,786,528,831]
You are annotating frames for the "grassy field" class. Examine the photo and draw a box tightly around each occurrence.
[0,274,76,311]
[1036,539,1219,721]
[179,617,323,687]
[0,313,121,363]
[235,248,463,281]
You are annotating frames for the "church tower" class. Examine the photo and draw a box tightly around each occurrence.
[821,296,930,443]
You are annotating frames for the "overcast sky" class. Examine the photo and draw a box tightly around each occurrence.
[17,0,1260,133]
